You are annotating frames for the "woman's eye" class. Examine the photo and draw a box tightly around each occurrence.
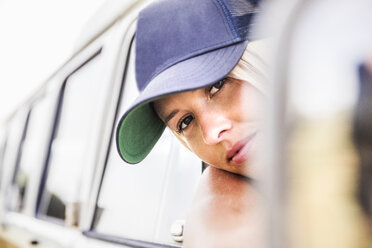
[208,78,226,96]
[178,115,194,132]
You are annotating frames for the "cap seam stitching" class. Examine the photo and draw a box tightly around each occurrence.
[212,0,235,38]
[215,0,238,38]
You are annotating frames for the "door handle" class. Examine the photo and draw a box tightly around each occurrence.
[170,220,185,242]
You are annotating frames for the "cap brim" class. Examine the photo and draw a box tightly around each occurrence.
[116,40,248,164]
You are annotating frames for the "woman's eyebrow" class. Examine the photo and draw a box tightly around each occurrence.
[164,109,179,124]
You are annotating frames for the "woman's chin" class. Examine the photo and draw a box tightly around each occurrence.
[234,165,259,180]
[217,163,259,180]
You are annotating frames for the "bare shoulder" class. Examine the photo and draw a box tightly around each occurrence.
[183,167,264,248]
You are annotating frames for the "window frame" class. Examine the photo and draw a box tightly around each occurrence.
[84,29,184,248]
[0,108,30,209]
[0,23,121,248]
[35,47,103,224]
[0,129,9,190]
[85,19,202,248]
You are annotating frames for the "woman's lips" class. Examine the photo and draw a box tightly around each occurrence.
[226,132,257,164]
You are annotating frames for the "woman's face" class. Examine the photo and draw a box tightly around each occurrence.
[153,78,264,178]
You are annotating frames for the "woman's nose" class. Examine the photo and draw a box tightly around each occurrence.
[199,112,232,145]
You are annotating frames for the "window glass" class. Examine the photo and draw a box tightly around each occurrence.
[38,50,106,222]
[0,133,8,190]
[9,95,52,212]
[2,109,29,210]
[93,40,202,245]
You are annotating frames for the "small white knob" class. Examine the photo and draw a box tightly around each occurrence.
[170,220,185,242]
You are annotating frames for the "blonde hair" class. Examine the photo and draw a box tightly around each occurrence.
[228,39,267,94]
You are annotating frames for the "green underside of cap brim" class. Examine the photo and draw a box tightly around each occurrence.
[117,102,165,164]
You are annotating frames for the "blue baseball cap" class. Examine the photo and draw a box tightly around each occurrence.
[116,0,261,164]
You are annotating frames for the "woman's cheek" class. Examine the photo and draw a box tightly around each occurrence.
[239,84,265,122]
[187,136,215,163]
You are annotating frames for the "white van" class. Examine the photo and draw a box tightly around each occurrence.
[0,1,203,247]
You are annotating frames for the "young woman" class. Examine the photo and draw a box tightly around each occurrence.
[116,0,266,246]
[116,0,265,179]
[152,40,265,179]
